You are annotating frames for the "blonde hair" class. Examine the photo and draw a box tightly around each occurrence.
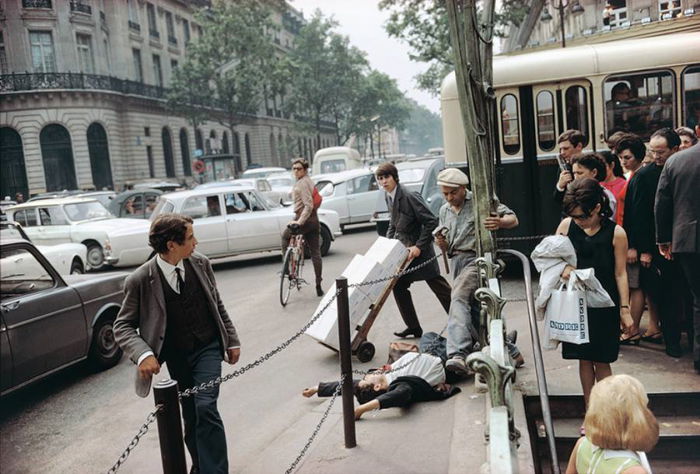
[584,375,659,452]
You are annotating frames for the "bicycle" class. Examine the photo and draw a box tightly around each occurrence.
[280,224,308,306]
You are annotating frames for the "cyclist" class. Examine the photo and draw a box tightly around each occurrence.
[282,158,323,296]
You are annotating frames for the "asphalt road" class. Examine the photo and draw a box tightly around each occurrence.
[0,225,531,473]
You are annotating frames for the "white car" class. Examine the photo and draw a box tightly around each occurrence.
[5,198,151,270]
[104,185,342,266]
[0,221,89,274]
[196,178,286,205]
[313,169,380,230]
[266,173,294,205]
[240,166,287,179]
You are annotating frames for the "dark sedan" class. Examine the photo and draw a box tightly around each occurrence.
[0,238,127,395]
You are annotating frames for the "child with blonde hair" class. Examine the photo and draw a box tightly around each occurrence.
[565,374,659,473]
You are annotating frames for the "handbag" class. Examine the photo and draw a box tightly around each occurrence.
[544,275,589,345]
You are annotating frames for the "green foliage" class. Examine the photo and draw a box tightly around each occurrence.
[399,99,443,156]
[379,0,528,95]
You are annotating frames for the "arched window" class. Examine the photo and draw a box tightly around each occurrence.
[207,130,217,155]
[500,94,520,155]
[179,128,191,176]
[297,138,303,157]
[87,123,113,190]
[162,127,175,177]
[195,128,204,152]
[232,132,241,174]
[0,127,28,200]
[278,133,285,162]
[244,133,252,167]
[40,124,77,191]
[536,91,556,151]
[222,131,230,154]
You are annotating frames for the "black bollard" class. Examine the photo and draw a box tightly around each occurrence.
[336,277,357,448]
[153,379,187,474]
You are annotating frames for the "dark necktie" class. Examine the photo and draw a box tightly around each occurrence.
[388,195,394,210]
[175,267,184,294]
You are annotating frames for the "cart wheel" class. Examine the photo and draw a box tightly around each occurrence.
[356,341,375,363]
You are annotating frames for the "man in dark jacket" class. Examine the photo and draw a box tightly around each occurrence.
[375,162,451,338]
[625,128,683,357]
[655,141,700,372]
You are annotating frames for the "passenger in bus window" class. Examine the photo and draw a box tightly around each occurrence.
[675,126,698,151]
[570,154,617,219]
[554,130,586,206]
[606,83,646,137]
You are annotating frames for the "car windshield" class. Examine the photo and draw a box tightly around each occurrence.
[267,177,292,187]
[150,199,175,219]
[398,168,426,184]
[62,202,112,221]
[316,181,334,197]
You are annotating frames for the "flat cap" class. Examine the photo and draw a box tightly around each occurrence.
[437,168,469,187]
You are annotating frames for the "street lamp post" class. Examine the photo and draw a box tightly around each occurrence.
[541,0,585,48]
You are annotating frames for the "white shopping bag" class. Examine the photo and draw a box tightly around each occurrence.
[544,277,589,345]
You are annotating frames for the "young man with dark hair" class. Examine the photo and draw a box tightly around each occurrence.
[375,162,451,338]
[554,129,586,204]
[114,213,241,474]
[282,158,323,296]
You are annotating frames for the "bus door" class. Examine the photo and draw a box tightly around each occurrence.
[495,87,538,253]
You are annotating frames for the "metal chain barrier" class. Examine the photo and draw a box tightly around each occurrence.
[497,234,550,242]
[285,376,344,474]
[107,405,163,474]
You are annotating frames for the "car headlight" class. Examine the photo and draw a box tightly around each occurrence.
[104,239,112,255]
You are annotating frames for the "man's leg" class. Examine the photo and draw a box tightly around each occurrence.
[281,226,292,254]
[166,356,199,469]
[656,257,683,356]
[678,253,700,371]
[426,276,451,313]
[446,263,480,375]
[188,341,228,474]
[302,217,323,289]
[393,274,422,335]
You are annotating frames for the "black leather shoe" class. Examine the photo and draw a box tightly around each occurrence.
[665,344,682,358]
[316,285,324,297]
[393,327,423,338]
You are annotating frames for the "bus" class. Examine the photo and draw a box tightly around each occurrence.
[441,31,700,252]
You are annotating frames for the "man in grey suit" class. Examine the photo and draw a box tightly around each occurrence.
[114,213,240,473]
[655,142,700,374]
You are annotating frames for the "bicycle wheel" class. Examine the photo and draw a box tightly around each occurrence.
[280,248,294,307]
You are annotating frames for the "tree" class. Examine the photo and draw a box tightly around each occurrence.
[167,0,281,172]
[379,0,528,95]
[399,99,443,156]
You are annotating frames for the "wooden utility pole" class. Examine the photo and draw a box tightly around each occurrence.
[445,0,498,257]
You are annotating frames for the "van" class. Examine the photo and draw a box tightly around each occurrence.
[312,147,362,175]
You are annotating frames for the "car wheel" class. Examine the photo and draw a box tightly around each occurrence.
[89,317,123,370]
[70,259,84,274]
[319,225,332,256]
[86,244,105,270]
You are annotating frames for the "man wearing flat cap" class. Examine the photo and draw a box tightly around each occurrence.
[375,162,452,339]
[434,168,520,376]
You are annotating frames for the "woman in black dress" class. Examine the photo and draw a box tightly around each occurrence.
[555,178,635,407]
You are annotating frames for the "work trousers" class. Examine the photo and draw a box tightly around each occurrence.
[392,273,451,330]
[678,253,700,363]
[446,254,481,358]
[281,213,322,285]
[166,340,228,474]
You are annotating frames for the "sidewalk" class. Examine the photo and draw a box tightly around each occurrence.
[243,298,700,474]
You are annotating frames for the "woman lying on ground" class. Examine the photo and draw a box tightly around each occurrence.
[302,335,461,420]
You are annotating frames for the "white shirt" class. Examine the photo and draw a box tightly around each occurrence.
[156,254,185,293]
[385,353,445,387]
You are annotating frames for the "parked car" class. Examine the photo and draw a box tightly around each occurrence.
[312,147,362,175]
[4,197,151,270]
[313,169,380,230]
[103,185,342,263]
[0,237,126,396]
[107,189,163,219]
[266,172,294,205]
[0,221,88,274]
[196,178,285,205]
[27,190,116,208]
[240,166,287,179]
[372,156,445,236]
[132,181,183,192]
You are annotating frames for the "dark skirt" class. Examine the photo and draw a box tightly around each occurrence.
[562,306,620,363]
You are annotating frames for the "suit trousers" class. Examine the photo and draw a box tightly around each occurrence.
[166,340,228,474]
[649,256,686,348]
[678,253,700,363]
[282,213,322,285]
[392,273,451,330]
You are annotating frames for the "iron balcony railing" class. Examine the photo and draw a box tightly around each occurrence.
[0,72,166,99]
[70,1,92,15]
[128,21,141,32]
[22,0,52,8]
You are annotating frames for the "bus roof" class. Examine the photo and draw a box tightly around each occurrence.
[441,31,700,95]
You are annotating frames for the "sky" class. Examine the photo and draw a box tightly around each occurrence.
[292,0,442,115]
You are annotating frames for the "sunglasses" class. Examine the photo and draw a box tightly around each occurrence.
[570,211,591,220]
[292,166,303,171]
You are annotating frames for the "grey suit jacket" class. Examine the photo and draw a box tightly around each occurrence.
[113,252,240,395]
[655,143,700,254]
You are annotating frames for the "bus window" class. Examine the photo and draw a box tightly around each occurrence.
[565,86,589,146]
[500,94,520,155]
[682,65,700,130]
[536,91,556,151]
[604,70,674,140]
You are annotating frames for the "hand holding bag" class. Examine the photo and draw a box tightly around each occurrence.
[544,274,589,345]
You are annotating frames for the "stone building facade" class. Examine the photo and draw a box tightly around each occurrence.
[0,0,336,198]
[503,0,699,53]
